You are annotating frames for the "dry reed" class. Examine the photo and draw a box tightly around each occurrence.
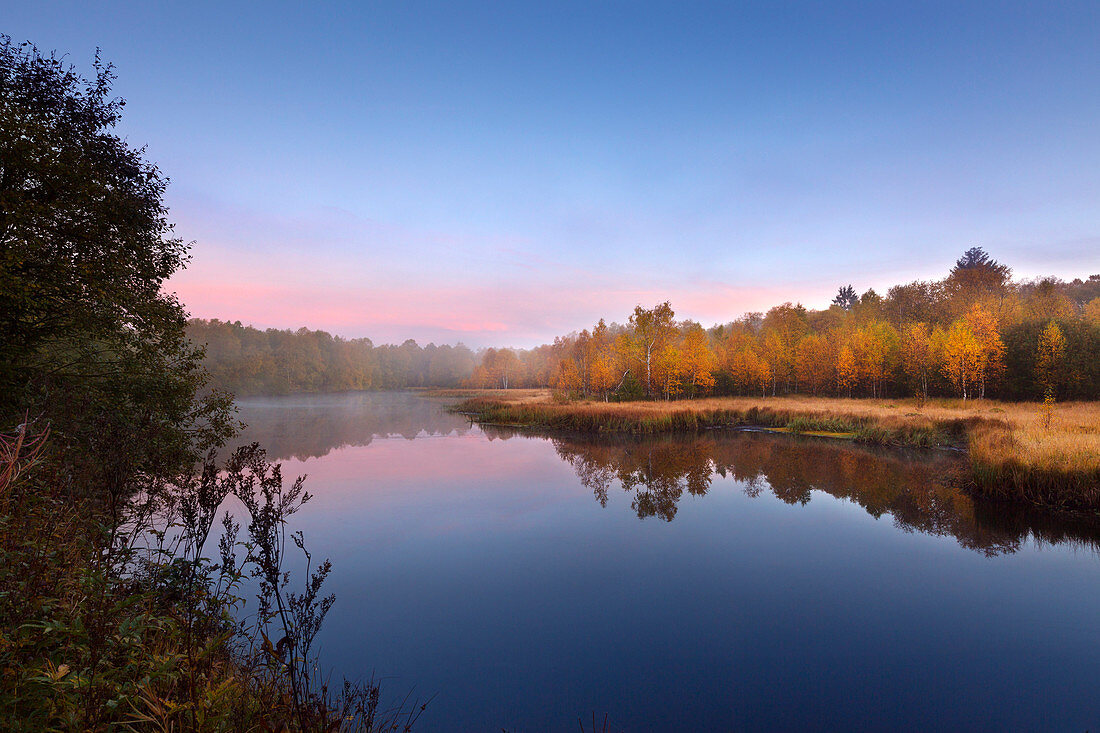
[451,391,1100,512]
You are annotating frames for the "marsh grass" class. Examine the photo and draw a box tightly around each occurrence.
[452,391,1100,511]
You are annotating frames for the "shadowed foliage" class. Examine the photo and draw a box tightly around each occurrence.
[0,39,422,730]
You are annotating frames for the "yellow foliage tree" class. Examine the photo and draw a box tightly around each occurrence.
[752,353,772,398]
[901,322,934,398]
[1035,321,1066,398]
[964,304,1005,399]
[589,349,621,401]
[652,344,682,400]
[553,357,582,393]
[479,347,523,389]
[678,324,716,398]
[1084,297,1100,326]
[836,344,858,397]
[720,331,767,396]
[624,302,677,397]
[934,322,981,401]
[794,333,833,395]
[760,303,808,394]
[853,321,900,398]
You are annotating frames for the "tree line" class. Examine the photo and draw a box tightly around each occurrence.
[188,319,478,395]
[470,250,1100,402]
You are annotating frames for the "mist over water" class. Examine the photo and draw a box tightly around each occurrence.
[235,392,1100,731]
[227,392,473,460]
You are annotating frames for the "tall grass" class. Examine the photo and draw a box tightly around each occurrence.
[968,404,1100,510]
[452,391,1100,512]
[0,428,426,732]
[453,394,955,447]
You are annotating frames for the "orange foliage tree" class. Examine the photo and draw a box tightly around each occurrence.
[964,304,1005,399]
[794,333,833,396]
[934,322,981,400]
[901,322,934,398]
[678,324,716,398]
[623,302,677,397]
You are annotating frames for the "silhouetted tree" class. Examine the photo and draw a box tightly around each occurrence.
[0,37,234,497]
[832,284,858,311]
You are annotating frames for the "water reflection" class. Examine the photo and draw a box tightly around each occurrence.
[481,427,1100,557]
[228,393,1100,558]
[228,392,471,460]
[228,394,1100,730]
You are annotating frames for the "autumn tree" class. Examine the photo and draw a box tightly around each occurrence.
[1086,297,1100,327]
[1035,321,1067,398]
[584,319,616,396]
[678,323,716,398]
[760,303,808,394]
[794,333,832,396]
[590,348,621,400]
[570,328,598,395]
[717,330,755,395]
[836,344,858,397]
[652,343,683,400]
[854,289,886,324]
[1022,279,1075,322]
[479,348,522,388]
[853,321,900,398]
[964,304,1005,399]
[624,302,677,397]
[552,356,582,393]
[934,321,981,401]
[885,281,941,326]
[753,354,772,398]
[901,322,934,398]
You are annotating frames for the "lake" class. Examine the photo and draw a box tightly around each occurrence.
[230,392,1100,731]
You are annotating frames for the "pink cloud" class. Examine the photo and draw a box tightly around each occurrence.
[172,263,836,348]
[165,204,851,347]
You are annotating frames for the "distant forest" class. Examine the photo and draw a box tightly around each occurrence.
[187,320,477,395]
[191,249,1100,401]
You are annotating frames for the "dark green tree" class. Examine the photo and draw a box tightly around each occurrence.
[0,37,234,498]
[832,284,858,311]
[947,246,1012,294]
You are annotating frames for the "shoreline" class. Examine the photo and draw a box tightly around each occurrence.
[446,390,1100,514]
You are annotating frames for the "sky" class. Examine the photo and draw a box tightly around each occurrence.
[9,1,1100,347]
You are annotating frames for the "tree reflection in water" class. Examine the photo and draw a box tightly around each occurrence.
[484,427,1100,557]
[228,394,1100,558]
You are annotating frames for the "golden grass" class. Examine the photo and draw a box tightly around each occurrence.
[451,390,1100,512]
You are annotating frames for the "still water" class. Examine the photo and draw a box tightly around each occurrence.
[231,392,1100,731]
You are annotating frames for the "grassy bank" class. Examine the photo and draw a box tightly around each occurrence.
[449,391,1100,512]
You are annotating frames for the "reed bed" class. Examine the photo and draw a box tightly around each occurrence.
[450,391,1100,512]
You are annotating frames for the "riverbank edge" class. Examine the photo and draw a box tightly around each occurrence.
[446,393,1100,515]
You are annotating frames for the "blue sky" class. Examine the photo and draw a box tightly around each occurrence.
[9,1,1100,346]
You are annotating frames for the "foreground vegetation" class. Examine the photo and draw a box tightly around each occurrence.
[0,39,420,730]
[0,429,424,731]
[452,391,1100,512]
